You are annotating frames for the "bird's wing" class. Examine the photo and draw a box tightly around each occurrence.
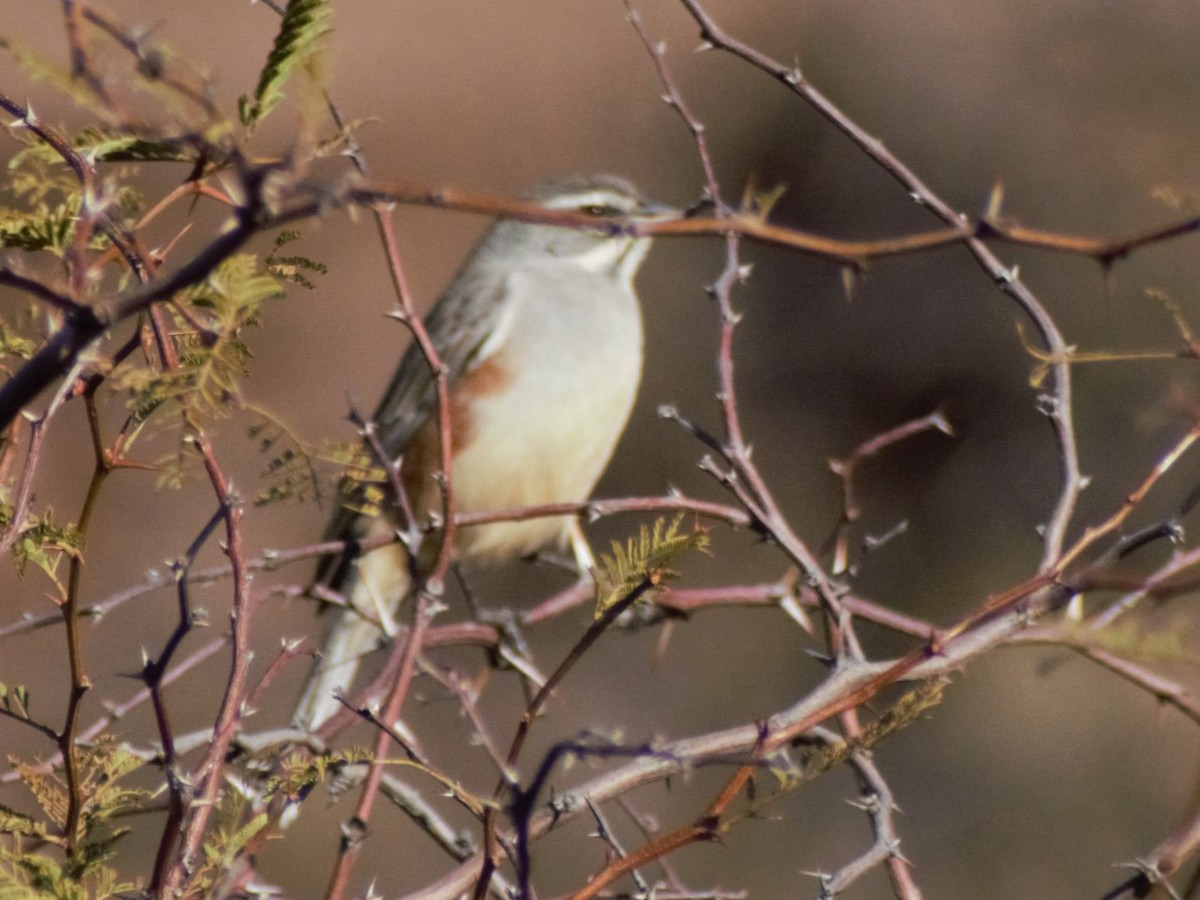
[372,265,510,456]
[315,260,510,585]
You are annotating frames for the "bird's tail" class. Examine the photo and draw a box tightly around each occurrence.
[293,540,410,733]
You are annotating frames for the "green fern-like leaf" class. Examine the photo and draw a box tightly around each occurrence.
[10,759,68,834]
[0,846,137,899]
[10,736,148,848]
[0,204,74,253]
[1,143,145,256]
[247,411,323,507]
[1,738,147,897]
[0,149,78,252]
[2,852,72,898]
[116,252,283,435]
[201,812,267,870]
[77,134,191,164]
[317,441,390,518]
[0,683,32,724]
[11,510,83,593]
[594,514,710,617]
[267,229,327,290]
[0,803,47,839]
[0,36,97,109]
[177,252,280,412]
[239,0,334,127]
[0,318,35,363]
[265,748,375,806]
[9,127,192,167]
[184,771,272,895]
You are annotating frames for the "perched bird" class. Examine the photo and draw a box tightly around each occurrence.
[294,173,673,731]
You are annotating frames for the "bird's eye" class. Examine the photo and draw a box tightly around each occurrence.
[580,203,621,217]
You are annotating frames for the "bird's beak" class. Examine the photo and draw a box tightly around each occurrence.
[636,198,681,222]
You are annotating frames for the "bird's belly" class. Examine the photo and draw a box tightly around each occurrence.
[447,349,639,560]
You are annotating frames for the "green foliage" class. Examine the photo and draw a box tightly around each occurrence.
[594,514,711,617]
[247,411,323,507]
[113,747,356,898]
[202,811,268,878]
[0,684,33,732]
[179,784,270,898]
[242,232,328,505]
[9,127,193,167]
[1,140,143,256]
[116,252,283,440]
[239,0,334,128]
[177,252,280,406]
[0,318,35,368]
[0,737,149,898]
[11,510,83,595]
[267,229,327,290]
[0,153,78,254]
[265,748,374,807]
[0,36,97,110]
[327,442,389,517]
[769,680,948,796]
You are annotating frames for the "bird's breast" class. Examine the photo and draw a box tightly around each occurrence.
[433,266,644,560]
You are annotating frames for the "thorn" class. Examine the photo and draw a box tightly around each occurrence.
[1064,593,1083,621]
[1034,393,1058,416]
[984,180,1006,222]
[841,267,856,302]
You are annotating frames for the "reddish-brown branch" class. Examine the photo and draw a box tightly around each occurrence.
[134,231,257,894]
[474,576,661,896]
[322,92,457,893]
[0,158,1190,445]
[675,0,1083,575]
[160,433,254,893]
[146,505,225,891]
[981,212,1200,265]
[827,409,954,575]
[568,727,765,900]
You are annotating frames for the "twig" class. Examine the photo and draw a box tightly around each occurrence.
[474,575,660,897]
[146,505,225,892]
[59,389,115,856]
[1100,802,1200,899]
[826,742,922,899]
[161,430,254,893]
[0,268,85,315]
[827,410,954,575]
[675,0,1083,573]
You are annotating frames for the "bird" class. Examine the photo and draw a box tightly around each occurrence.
[293,173,674,731]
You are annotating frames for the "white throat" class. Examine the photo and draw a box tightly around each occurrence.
[572,235,652,281]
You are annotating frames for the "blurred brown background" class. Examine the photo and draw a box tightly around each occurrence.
[3,1,1200,897]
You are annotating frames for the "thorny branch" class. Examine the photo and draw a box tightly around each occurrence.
[2,2,1200,898]
[0,160,1192,448]
[675,0,1084,571]
[312,52,457,900]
